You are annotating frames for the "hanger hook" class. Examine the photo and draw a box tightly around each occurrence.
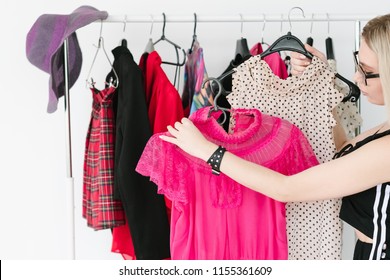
[193,13,197,38]
[288,6,306,32]
[97,19,104,47]
[310,13,314,34]
[162,13,166,38]
[261,14,266,42]
[280,14,283,35]
[149,14,154,36]
[327,13,330,35]
[123,15,127,33]
[240,13,244,37]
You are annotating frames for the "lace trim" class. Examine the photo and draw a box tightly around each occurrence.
[136,109,319,209]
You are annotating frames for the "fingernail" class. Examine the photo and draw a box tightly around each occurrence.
[300,54,306,59]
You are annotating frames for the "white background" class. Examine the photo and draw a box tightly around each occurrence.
[0,0,388,260]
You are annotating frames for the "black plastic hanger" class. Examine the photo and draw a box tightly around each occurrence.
[153,13,186,67]
[203,74,232,126]
[120,15,127,48]
[262,7,313,60]
[235,14,251,58]
[153,13,186,87]
[235,38,251,58]
[306,14,314,47]
[261,31,313,59]
[326,37,335,60]
[324,15,359,102]
[336,73,360,102]
[306,37,313,46]
[189,13,197,54]
[261,30,360,102]
[325,13,335,60]
[326,37,360,102]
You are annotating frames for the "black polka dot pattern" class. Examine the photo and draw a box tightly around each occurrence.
[227,55,344,260]
[328,59,363,140]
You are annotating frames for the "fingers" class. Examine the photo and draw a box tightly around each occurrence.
[159,134,178,145]
[290,44,329,76]
[290,52,311,76]
[304,44,327,64]
[160,124,180,145]
[291,57,310,70]
[167,125,179,137]
[181,117,192,125]
[163,118,192,140]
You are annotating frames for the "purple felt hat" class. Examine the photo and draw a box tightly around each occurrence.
[26,6,108,113]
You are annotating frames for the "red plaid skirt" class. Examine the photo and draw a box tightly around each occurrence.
[82,86,125,230]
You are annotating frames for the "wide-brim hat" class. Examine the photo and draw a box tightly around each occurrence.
[26,6,108,113]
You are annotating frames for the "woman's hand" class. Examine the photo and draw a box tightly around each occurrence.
[290,44,327,76]
[160,118,218,161]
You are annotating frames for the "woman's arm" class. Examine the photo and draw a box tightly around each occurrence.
[332,107,349,150]
[160,118,390,203]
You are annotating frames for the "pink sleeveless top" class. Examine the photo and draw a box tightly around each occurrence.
[136,107,318,259]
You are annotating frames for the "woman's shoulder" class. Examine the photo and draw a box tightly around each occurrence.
[343,122,390,148]
[334,122,390,159]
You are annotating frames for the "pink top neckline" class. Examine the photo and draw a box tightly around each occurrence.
[190,107,262,144]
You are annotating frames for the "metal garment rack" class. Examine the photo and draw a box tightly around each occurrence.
[63,13,371,259]
[104,14,374,23]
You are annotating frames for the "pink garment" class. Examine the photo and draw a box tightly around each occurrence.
[136,107,318,259]
[250,43,288,79]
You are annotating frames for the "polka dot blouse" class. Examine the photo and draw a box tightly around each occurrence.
[227,56,344,260]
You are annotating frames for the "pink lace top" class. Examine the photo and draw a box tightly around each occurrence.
[136,107,318,259]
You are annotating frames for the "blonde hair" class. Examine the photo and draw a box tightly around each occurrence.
[362,14,390,121]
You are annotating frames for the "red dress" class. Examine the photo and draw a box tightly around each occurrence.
[82,86,125,230]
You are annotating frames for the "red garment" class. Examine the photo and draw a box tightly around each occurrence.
[141,51,185,133]
[82,86,125,230]
[111,51,184,259]
[250,43,288,79]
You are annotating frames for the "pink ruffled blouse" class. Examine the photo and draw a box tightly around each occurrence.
[136,107,318,259]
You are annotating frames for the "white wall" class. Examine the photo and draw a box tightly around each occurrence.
[1,0,389,260]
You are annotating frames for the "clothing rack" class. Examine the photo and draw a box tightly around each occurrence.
[63,12,370,259]
[104,14,375,23]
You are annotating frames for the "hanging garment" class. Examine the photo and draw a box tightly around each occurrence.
[217,49,287,132]
[227,56,344,260]
[213,54,252,132]
[82,86,125,230]
[328,59,363,139]
[139,51,185,133]
[334,129,390,260]
[250,43,288,79]
[181,40,209,116]
[107,45,170,260]
[136,107,319,260]
[111,50,184,260]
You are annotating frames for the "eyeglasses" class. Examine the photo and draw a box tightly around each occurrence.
[353,51,380,85]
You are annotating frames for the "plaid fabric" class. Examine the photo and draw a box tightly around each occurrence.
[82,86,125,230]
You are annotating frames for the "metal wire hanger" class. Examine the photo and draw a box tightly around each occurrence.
[85,20,119,89]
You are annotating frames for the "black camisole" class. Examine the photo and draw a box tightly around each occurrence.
[333,129,390,260]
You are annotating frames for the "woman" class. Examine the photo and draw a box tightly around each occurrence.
[160,14,390,260]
